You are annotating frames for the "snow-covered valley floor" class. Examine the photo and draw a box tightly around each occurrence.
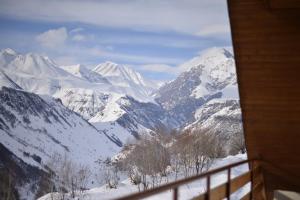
[39,153,249,200]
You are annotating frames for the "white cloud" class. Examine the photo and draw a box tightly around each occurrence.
[0,0,230,37]
[140,64,179,75]
[44,44,183,67]
[55,56,78,66]
[70,27,84,34]
[87,47,183,65]
[95,35,210,49]
[196,24,230,36]
[72,34,86,42]
[36,27,68,48]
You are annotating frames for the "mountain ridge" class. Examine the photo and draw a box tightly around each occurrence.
[0,46,244,199]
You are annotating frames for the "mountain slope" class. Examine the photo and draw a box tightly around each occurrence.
[0,70,22,90]
[0,49,173,146]
[0,47,242,152]
[0,86,121,169]
[0,143,49,200]
[155,47,243,153]
[155,47,238,126]
[185,99,243,153]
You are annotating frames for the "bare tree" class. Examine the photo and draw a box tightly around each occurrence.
[127,167,141,187]
[123,136,170,190]
[101,158,120,189]
[191,133,215,174]
[171,129,224,177]
[76,164,91,195]
[230,132,246,155]
[173,131,194,177]
[45,152,63,199]
[46,152,91,199]
[0,168,17,200]
[170,151,181,180]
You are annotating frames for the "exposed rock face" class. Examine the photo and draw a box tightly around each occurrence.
[186,99,243,151]
[155,47,238,127]
[116,96,179,137]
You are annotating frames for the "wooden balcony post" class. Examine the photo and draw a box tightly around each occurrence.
[227,168,231,200]
[173,187,178,200]
[205,175,210,200]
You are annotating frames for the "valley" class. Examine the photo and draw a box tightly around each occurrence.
[0,47,244,199]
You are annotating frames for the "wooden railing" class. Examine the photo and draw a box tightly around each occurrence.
[115,159,264,200]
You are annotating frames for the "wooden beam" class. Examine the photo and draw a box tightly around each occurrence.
[268,0,300,9]
[231,171,251,194]
[228,0,300,196]
[193,170,253,200]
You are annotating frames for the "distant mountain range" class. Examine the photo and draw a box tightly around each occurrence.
[0,47,243,199]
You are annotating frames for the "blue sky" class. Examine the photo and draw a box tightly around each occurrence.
[0,0,232,81]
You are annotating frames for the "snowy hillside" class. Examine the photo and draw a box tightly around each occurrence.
[0,86,121,168]
[0,85,125,198]
[185,99,243,153]
[0,70,22,89]
[39,154,249,200]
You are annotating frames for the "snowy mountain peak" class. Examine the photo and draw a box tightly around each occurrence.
[60,64,110,84]
[1,48,17,55]
[179,47,234,73]
[93,61,159,94]
[60,64,88,76]
[156,46,238,125]
[0,49,68,77]
[200,47,233,60]
[93,61,145,86]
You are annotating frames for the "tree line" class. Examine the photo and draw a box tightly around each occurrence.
[40,129,245,199]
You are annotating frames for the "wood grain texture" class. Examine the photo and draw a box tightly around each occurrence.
[228,0,300,198]
[230,171,251,194]
[269,0,300,9]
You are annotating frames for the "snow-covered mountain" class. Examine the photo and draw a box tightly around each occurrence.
[185,99,242,152]
[0,86,121,168]
[155,47,238,126]
[60,64,110,84]
[0,49,156,102]
[0,47,241,145]
[155,47,242,153]
[0,48,86,95]
[0,48,63,77]
[94,61,159,96]
[0,85,123,199]
[0,49,174,145]
[0,46,244,199]
[0,70,22,89]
